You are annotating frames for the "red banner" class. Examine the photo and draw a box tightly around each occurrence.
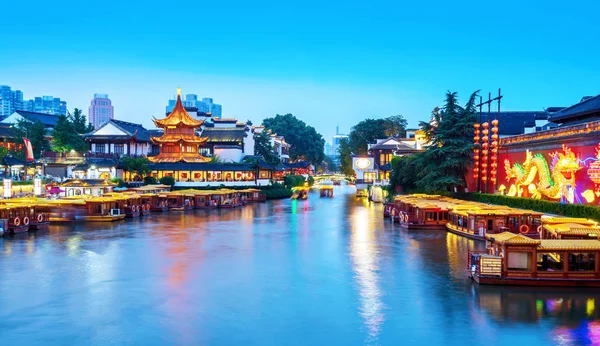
[23,138,34,162]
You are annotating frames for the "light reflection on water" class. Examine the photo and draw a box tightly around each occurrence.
[0,186,598,345]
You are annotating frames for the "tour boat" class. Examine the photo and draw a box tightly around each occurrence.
[319,185,334,198]
[142,193,169,212]
[0,204,35,234]
[62,196,126,222]
[393,195,462,229]
[103,192,142,218]
[165,192,194,211]
[468,232,600,287]
[540,216,600,240]
[0,198,50,231]
[217,189,242,208]
[239,188,266,203]
[447,206,543,241]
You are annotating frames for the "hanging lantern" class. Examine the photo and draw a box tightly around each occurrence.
[474,155,479,160]
[473,167,479,173]
[474,136,480,141]
[491,134,499,140]
[482,142,489,149]
[491,127,498,134]
[482,129,489,136]
[482,122,489,128]
[481,162,488,168]
[491,141,498,147]
[474,123,481,129]
[491,148,498,154]
[490,162,497,169]
[491,119,499,127]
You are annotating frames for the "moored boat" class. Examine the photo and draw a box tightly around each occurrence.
[468,232,600,287]
[319,185,334,198]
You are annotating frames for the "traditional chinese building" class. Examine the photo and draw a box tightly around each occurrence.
[149,89,210,164]
[470,94,600,205]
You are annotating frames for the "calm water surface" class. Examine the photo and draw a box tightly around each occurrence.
[1,187,599,345]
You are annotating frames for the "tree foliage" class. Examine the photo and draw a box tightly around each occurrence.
[338,138,354,177]
[11,119,50,158]
[253,131,280,164]
[390,91,479,192]
[159,176,176,186]
[346,115,408,155]
[52,108,94,152]
[121,157,151,176]
[262,113,325,165]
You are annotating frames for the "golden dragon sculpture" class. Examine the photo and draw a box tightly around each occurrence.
[503,145,580,202]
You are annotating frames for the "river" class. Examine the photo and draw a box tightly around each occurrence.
[0,186,599,345]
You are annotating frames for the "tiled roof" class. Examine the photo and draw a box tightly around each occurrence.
[2,155,30,166]
[486,232,540,245]
[491,111,549,135]
[0,126,17,138]
[548,94,600,123]
[86,119,152,142]
[149,162,255,171]
[202,128,245,143]
[154,94,203,127]
[539,239,600,251]
[11,110,58,127]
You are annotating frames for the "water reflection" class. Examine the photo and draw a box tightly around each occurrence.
[349,201,384,342]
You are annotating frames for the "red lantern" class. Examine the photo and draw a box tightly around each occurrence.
[482,122,489,128]
[482,129,489,136]
[491,119,499,126]
[491,141,498,147]
[491,134,499,140]
[474,136,480,141]
[474,123,481,129]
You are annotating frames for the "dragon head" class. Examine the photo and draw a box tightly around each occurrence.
[550,145,580,181]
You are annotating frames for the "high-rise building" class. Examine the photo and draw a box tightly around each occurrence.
[1,85,67,117]
[331,125,348,156]
[165,94,222,118]
[88,94,114,129]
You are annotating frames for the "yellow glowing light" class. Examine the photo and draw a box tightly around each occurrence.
[355,158,371,169]
[587,298,595,317]
[582,190,595,203]
[177,87,181,96]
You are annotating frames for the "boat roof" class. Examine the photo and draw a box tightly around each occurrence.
[538,239,600,251]
[542,223,600,237]
[542,216,598,227]
[320,186,334,190]
[486,232,541,245]
[131,184,171,192]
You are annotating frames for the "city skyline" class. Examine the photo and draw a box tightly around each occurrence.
[2,1,600,141]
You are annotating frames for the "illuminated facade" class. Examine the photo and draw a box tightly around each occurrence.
[473,94,600,204]
[149,89,209,163]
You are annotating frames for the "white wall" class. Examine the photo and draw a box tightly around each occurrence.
[214,147,244,163]
[94,122,127,136]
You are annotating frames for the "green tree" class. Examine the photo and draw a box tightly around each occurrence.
[262,113,325,165]
[51,108,93,152]
[121,157,151,176]
[159,176,175,186]
[410,90,479,192]
[12,119,50,158]
[383,114,408,138]
[347,118,387,155]
[254,131,280,164]
[338,138,355,177]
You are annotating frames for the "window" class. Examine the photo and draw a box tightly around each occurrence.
[507,252,532,271]
[363,172,376,183]
[537,252,564,272]
[379,153,393,166]
[95,144,106,153]
[568,253,595,271]
[487,219,493,231]
[259,170,270,179]
[163,144,178,153]
[114,144,124,155]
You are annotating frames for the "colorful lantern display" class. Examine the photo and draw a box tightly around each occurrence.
[473,123,481,180]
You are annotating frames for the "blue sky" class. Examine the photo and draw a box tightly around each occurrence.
[2,0,599,142]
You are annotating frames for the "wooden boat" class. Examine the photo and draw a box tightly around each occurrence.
[140,193,168,212]
[540,217,600,240]
[217,189,242,208]
[319,185,334,198]
[393,195,461,229]
[103,192,142,218]
[0,198,50,231]
[468,232,600,287]
[165,192,194,211]
[239,188,266,203]
[60,196,126,222]
[447,206,543,241]
[0,204,35,234]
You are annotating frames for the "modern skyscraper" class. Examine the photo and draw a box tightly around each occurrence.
[166,94,222,117]
[88,94,114,129]
[1,85,67,117]
[331,125,348,156]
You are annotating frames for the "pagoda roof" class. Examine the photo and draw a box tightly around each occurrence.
[151,135,208,144]
[153,92,203,128]
[148,155,210,163]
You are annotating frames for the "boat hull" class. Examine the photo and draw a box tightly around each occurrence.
[78,215,126,222]
[472,273,600,287]
[400,222,447,230]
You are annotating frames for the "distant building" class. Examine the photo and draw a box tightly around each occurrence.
[166,94,222,118]
[331,125,348,156]
[88,94,114,129]
[0,85,67,117]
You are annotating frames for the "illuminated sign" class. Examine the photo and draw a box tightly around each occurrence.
[34,178,42,195]
[3,179,11,198]
[355,158,371,169]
